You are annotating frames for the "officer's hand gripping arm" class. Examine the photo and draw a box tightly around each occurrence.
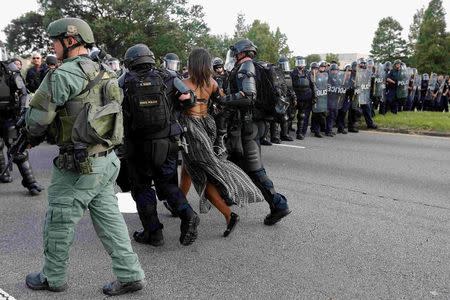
[173,77,196,108]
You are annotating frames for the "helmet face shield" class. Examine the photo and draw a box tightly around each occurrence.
[279,61,290,72]
[295,58,306,67]
[164,59,180,72]
[224,49,236,72]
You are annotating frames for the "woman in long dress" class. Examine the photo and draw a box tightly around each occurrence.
[179,48,264,237]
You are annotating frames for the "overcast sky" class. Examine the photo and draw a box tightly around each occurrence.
[1,0,449,55]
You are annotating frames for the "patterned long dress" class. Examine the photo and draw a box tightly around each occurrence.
[180,103,264,213]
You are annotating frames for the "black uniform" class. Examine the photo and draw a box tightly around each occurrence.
[0,61,42,195]
[223,54,290,225]
[290,67,315,139]
[120,45,199,246]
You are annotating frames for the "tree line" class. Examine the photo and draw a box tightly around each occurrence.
[370,0,449,74]
[3,0,449,74]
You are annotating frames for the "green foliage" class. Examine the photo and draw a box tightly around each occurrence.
[370,17,407,63]
[305,54,321,67]
[4,11,48,55]
[373,111,450,133]
[415,0,450,74]
[233,13,249,40]
[4,0,213,64]
[407,7,425,65]
[246,20,278,63]
[325,53,339,64]
[274,27,291,58]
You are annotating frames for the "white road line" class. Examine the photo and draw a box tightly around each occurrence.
[272,144,306,149]
[116,192,137,213]
[0,288,16,300]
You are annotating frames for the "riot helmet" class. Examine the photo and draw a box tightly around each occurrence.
[278,56,290,72]
[319,61,327,68]
[89,47,107,62]
[330,63,339,71]
[358,58,367,69]
[367,58,374,68]
[162,52,180,72]
[230,39,257,59]
[295,56,306,68]
[45,55,58,67]
[344,64,351,72]
[212,57,224,69]
[422,73,429,81]
[7,61,20,72]
[124,43,156,69]
[310,62,318,70]
[384,61,392,71]
[47,18,95,46]
[351,61,357,71]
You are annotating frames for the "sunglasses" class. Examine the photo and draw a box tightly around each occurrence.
[32,57,41,59]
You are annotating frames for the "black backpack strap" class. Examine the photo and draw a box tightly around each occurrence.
[79,67,105,96]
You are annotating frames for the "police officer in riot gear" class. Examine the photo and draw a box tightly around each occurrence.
[222,39,290,225]
[336,64,352,134]
[211,57,231,155]
[278,56,296,141]
[385,60,399,114]
[212,57,229,91]
[291,57,315,140]
[347,61,361,132]
[0,59,43,195]
[311,61,328,138]
[355,58,377,129]
[162,52,181,74]
[379,61,392,114]
[120,44,200,247]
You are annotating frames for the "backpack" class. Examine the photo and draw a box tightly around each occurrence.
[253,61,289,115]
[0,62,14,108]
[71,62,124,148]
[123,68,172,135]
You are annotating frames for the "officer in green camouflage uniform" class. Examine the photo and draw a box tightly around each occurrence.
[24,17,145,296]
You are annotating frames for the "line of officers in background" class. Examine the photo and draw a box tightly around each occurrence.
[217,56,449,144]
[119,53,449,144]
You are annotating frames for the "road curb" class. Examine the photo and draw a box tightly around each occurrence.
[360,127,450,138]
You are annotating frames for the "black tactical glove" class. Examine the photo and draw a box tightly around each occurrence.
[25,129,45,147]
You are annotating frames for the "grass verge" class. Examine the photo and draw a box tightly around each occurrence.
[373,111,450,133]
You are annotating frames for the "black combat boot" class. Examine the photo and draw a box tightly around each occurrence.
[13,151,43,195]
[264,207,291,226]
[260,138,273,146]
[337,128,347,134]
[179,208,200,246]
[270,121,281,144]
[280,121,293,141]
[134,204,164,246]
[133,227,164,246]
[314,132,323,138]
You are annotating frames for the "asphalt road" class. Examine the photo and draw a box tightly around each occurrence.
[1,131,449,300]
